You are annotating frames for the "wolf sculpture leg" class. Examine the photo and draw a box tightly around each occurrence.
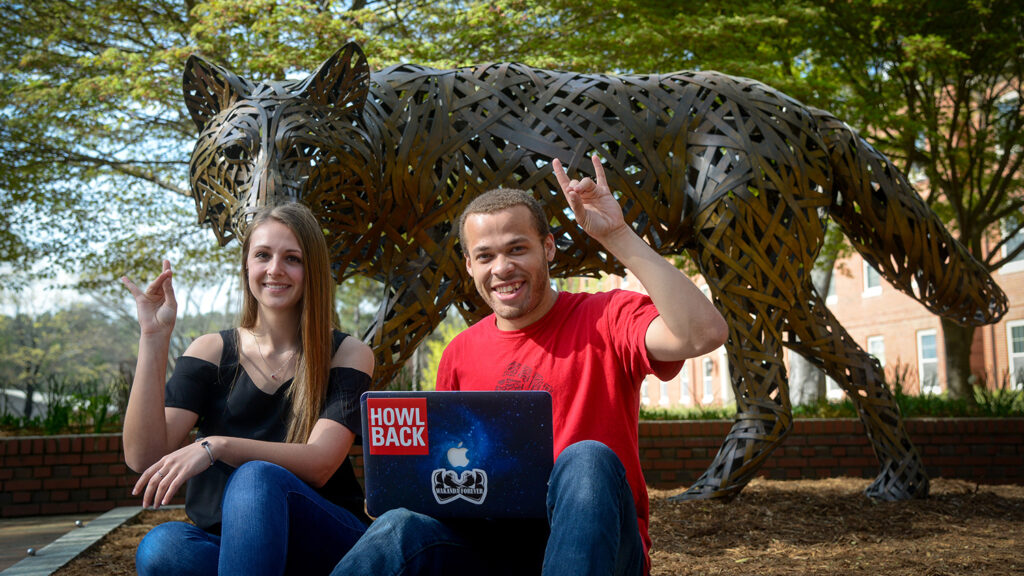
[669,296,794,501]
[671,169,828,501]
[784,292,929,499]
[358,254,472,388]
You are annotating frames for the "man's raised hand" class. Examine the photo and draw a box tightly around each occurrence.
[552,154,627,242]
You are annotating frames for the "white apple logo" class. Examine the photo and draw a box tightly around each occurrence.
[447,442,470,468]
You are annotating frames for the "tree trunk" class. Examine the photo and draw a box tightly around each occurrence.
[788,347,826,406]
[22,383,35,419]
[788,265,834,406]
[940,318,977,404]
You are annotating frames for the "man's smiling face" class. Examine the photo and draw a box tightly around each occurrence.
[463,205,558,331]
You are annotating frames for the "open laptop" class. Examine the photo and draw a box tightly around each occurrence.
[359,390,553,519]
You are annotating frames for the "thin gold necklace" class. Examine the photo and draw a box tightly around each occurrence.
[247,328,297,381]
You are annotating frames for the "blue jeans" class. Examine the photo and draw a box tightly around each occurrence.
[331,440,644,576]
[136,461,368,576]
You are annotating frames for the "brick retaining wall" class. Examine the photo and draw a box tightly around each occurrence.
[2,418,1022,518]
[0,435,157,518]
[637,418,1024,488]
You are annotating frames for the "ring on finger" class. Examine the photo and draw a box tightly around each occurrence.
[157,470,166,478]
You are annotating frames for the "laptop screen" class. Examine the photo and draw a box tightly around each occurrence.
[359,390,553,519]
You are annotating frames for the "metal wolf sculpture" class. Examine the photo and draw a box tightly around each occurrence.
[182,42,1006,502]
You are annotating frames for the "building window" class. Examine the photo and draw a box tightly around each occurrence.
[917,329,940,395]
[826,375,843,401]
[995,90,1021,154]
[702,358,714,403]
[1006,321,1024,391]
[679,365,692,405]
[1000,215,1024,274]
[862,260,882,297]
[659,380,670,407]
[867,336,886,367]
[640,381,650,406]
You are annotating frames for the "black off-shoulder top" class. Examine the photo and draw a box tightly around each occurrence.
[164,329,370,533]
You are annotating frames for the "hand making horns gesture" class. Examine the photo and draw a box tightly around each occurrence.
[552,153,628,243]
[121,259,178,337]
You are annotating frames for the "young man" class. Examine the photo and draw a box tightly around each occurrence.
[332,155,728,576]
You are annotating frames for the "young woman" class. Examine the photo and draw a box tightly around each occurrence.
[122,203,373,575]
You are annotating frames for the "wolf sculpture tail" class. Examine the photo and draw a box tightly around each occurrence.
[815,110,1007,325]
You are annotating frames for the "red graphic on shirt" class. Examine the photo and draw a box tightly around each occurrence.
[496,361,552,393]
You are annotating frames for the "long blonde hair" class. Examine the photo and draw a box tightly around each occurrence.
[239,203,335,443]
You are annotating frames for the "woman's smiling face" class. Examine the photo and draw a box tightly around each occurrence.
[246,220,305,312]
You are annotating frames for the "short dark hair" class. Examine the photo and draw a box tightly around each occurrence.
[457,188,549,255]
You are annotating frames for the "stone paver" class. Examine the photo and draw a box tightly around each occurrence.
[0,507,140,576]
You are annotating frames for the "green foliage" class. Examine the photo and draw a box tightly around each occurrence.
[333,275,384,340]
[652,361,1023,421]
[639,405,737,421]
[809,0,1024,400]
[1,374,124,435]
[417,313,469,391]
[72,388,117,433]
[966,371,1024,417]
[0,304,138,393]
[396,0,838,102]
[2,0,846,295]
[812,0,1024,257]
[973,379,1024,417]
[0,300,240,428]
[41,375,73,435]
[791,399,859,419]
[2,2,245,292]
[788,373,1024,420]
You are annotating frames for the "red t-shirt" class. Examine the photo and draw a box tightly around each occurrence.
[436,290,684,572]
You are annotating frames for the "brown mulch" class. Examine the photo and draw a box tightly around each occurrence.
[55,477,1024,576]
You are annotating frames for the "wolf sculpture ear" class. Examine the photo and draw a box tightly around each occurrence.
[299,42,370,112]
[182,55,252,131]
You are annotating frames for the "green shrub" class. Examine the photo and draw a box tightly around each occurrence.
[972,373,1024,417]
[644,367,1024,421]
[791,399,858,418]
[1,374,123,435]
[640,405,737,420]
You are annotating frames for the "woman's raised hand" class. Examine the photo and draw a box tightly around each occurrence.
[122,260,177,337]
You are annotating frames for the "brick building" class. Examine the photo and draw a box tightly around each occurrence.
[578,238,1024,408]
[816,242,1024,400]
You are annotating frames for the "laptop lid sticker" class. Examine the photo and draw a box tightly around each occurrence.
[366,396,429,455]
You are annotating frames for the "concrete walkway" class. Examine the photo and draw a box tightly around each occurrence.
[0,508,139,576]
